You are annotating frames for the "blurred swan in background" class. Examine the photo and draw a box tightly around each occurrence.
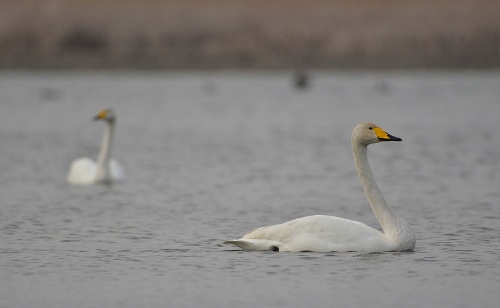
[224,122,415,252]
[67,108,125,185]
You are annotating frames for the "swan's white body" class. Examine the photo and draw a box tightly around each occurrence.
[224,122,416,253]
[67,109,125,185]
[67,158,125,185]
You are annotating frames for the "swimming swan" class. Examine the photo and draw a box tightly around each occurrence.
[224,122,416,252]
[67,108,125,185]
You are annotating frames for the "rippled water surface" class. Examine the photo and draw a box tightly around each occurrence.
[1,70,499,307]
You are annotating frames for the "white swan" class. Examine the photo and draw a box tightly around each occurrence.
[224,122,416,252]
[67,108,125,185]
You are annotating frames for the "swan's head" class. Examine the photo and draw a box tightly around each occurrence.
[93,108,116,122]
[352,122,402,145]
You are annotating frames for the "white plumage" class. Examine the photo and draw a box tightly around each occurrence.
[67,108,125,185]
[224,122,416,253]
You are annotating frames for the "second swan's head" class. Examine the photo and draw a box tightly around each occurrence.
[93,108,116,123]
[352,122,402,145]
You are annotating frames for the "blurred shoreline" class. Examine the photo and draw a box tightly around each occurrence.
[1,0,499,70]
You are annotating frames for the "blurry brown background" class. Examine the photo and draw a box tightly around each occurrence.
[0,0,499,69]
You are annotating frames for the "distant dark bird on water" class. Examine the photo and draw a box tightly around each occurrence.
[293,71,310,89]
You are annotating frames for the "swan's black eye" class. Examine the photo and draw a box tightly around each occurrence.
[368,127,373,130]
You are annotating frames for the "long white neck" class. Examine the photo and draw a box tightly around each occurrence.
[352,141,398,237]
[95,120,114,183]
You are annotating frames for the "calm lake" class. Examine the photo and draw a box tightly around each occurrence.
[0,70,499,307]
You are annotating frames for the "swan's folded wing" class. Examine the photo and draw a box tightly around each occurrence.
[237,215,390,252]
[67,157,97,185]
[241,216,331,242]
[110,159,126,181]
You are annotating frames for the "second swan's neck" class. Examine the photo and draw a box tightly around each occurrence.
[95,120,114,183]
[352,142,397,236]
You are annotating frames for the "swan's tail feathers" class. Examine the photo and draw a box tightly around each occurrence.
[223,239,282,251]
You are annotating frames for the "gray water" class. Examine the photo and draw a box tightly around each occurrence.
[0,70,499,307]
